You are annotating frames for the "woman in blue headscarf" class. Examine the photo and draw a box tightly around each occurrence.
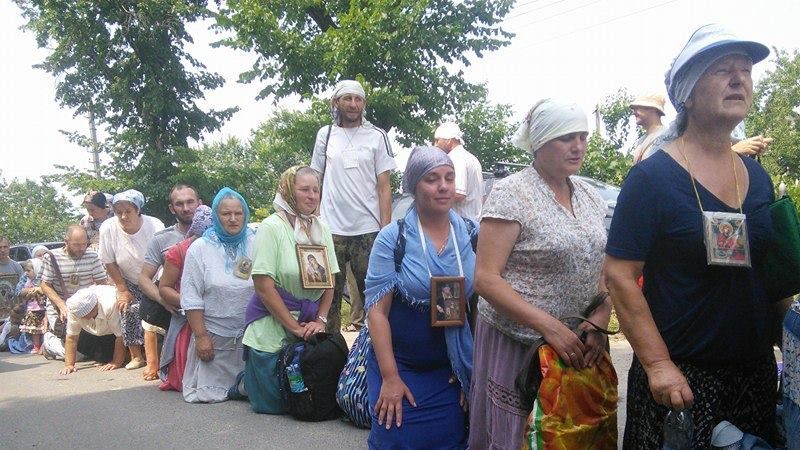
[365,146,475,449]
[180,188,255,403]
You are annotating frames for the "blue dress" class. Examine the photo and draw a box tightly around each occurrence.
[366,296,466,450]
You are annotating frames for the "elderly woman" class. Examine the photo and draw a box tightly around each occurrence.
[157,205,213,392]
[365,146,475,449]
[605,25,789,448]
[99,189,165,370]
[236,166,338,413]
[180,188,255,403]
[469,99,610,449]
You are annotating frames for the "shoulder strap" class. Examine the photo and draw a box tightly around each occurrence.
[45,251,68,298]
[393,219,406,273]
[394,217,477,271]
[321,124,333,178]
[461,217,478,252]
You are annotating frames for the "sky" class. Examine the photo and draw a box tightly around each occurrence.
[1,0,799,198]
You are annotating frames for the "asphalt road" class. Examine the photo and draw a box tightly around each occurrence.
[0,336,633,449]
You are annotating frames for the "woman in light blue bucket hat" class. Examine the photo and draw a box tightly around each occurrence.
[605,24,786,448]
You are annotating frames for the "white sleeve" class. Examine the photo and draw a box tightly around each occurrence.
[373,130,397,175]
[98,222,115,264]
[179,244,206,311]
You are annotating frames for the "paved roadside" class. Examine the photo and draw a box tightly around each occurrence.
[0,334,633,449]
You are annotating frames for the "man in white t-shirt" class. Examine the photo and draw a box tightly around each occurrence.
[433,122,484,221]
[59,285,126,375]
[630,93,666,163]
[311,80,397,333]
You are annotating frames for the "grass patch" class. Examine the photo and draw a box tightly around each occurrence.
[341,299,352,329]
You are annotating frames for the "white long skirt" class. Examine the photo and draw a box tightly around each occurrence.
[182,332,244,403]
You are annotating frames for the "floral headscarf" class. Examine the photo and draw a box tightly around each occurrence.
[273,166,325,245]
[187,205,213,238]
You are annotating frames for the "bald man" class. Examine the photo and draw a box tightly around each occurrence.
[40,225,109,359]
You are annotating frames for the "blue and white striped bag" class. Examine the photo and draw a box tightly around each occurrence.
[336,326,371,428]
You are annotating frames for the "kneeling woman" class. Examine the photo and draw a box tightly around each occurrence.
[181,188,255,403]
[365,146,475,449]
[241,166,338,413]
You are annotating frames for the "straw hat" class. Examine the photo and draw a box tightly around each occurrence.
[630,93,666,116]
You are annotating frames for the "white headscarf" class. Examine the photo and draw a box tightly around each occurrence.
[513,99,588,155]
[332,80,366,100]
[331,80,370,125]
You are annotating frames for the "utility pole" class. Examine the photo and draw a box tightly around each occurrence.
[594,104,603,138]
[88,108,101,178]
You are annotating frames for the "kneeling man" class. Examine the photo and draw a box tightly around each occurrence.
[60,285,126,375]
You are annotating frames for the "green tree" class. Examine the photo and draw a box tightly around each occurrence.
[14,0,235,221]
[580,89,635,185]
[748,48,800,179]
[219,0,514,145]
[167,105,329,221]
[458,101,528,173]
[0,177,77,244]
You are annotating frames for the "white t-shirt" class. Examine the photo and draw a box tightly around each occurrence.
[67,285,122,337]
[449,145,484,221]
[310,123,397,236]
[98,215,165,284]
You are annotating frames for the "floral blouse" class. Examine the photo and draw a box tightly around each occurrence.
[478,167,607,344]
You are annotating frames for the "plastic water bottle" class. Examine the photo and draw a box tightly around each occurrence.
[662,409,693,450]
[286,363,307,393]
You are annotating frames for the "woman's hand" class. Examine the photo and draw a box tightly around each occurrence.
[195,334,215,362]
[541,317,586,369]
[298,320,326,340]
[645,360,694,410]
[732,135,773,156]
[375,375,416,429]
[98,362,121,372]
[578,326,607,368]
[59,365,77,375]
[116,290,133,313]
[449,375,468,412]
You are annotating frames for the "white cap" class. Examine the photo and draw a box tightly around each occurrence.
[434,122,463,142]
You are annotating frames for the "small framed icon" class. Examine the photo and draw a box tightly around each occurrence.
[430,276,466,327]
[296,244,334,289]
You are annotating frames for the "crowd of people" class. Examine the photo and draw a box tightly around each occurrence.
[0,24,798,450]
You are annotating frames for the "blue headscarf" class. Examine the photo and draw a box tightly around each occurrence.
[203,188,252,272]
[364,206,476,397]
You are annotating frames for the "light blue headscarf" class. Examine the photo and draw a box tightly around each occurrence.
[203,188,252,272]
[364,206,476,397]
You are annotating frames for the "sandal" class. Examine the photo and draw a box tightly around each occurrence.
[143,370,159,381]
[125,359,146,370]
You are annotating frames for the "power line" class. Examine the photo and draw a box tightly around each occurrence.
[505,0,603,28]
[502,0,571,22]
[512,0,681,50]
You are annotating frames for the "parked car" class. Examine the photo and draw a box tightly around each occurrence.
[9,242,64,262]
[391,162,620,232]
